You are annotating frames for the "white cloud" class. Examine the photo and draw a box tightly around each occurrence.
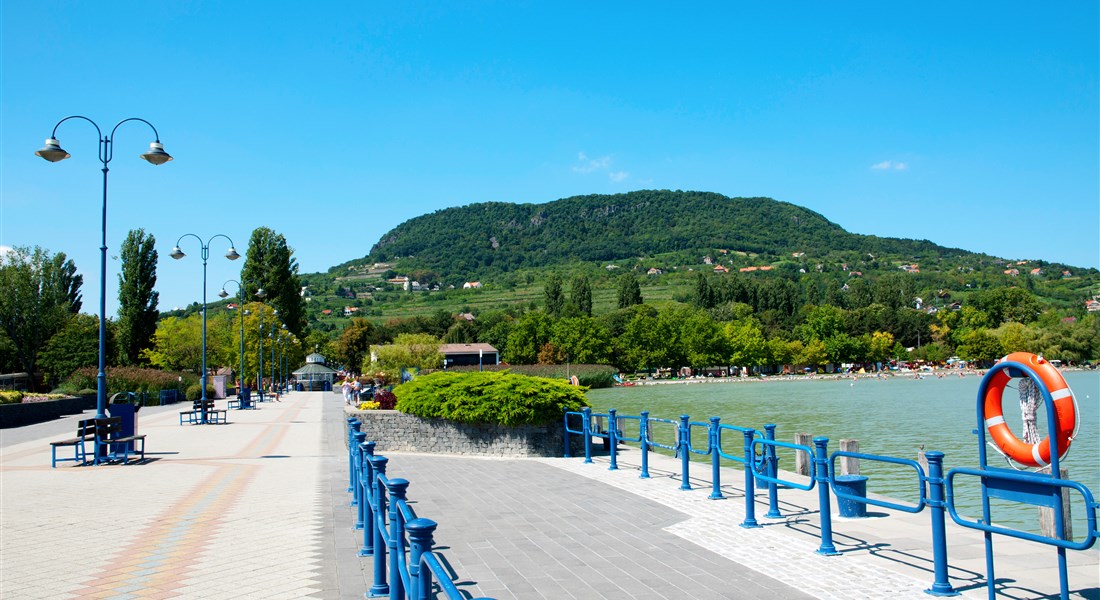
[573,152,612,174]
[609,171,629,182]
[871,160,908,171]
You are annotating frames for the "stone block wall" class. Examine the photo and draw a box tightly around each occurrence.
[347,409,579,457]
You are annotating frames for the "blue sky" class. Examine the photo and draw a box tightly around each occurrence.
[2,2,1097,317]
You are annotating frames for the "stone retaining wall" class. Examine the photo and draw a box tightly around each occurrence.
[347,409,578,457]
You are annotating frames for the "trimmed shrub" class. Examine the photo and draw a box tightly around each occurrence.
[62,366,191,396]
[394,370,590,426]
[184,383,216,401]
[0,391,24,405]
[374,389,397,410]
[446,363,617,388]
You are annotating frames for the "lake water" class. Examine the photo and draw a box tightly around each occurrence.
[587,370,1100,538]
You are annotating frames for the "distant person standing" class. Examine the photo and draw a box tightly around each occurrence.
[342,378,352,405]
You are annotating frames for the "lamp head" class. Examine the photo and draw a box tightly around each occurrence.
[140,141,173,165]
[255,288,266,299]
[169,246,185,260]
[35,138,71,162]
[225,247,240,260]
[218,289,229,299]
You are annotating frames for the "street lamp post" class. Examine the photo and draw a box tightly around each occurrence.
[256,288,267,402]
[170,235,240,424]
[35,116,173,419]
[270,323,277,397]
[219,280,250,409]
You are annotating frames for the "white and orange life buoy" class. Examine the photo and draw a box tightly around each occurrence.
[983,352,1077,468]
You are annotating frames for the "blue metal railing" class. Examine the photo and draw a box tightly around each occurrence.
[347,419,494,600]
[563,407,1099,598]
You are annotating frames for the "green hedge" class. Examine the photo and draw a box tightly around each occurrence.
[60,366,192,396]
[445,363,618,388]
[394,371,590,426]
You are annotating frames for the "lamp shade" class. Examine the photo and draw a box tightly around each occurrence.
[255,288,266,299]
[225,247,240,260]
[35,138,71,162]
[218,289,229,299]
[169,246,186,260]
[140,141,173,165]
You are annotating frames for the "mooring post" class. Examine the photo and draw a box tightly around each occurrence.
[924,451,958,596]
[369,455,390,597]
[839,439,860,475]
[740,428,760,528]
[359,441,377,557]
[407,518,437,600]
[582,407,593,464]
[814,437,839,555]
[608,408,619,470]
[387,478,410,600]
[765,424,781,518]
[679,415,692,491]
[563,412,571,458]
[795,432,812,476]
[1038,467,1073,541]
[709,417,724,499]
[639,411,650,479]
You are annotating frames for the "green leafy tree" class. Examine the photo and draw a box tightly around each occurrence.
[797,305,847,344]
[335,318,385,372]
[240,227,305,337]
[370,333,443,373]
[570,274,593,316]
[544,273,565,317]
[617,273,643,309]
[798,338,829,370]
[824,333,867,365]
[116,228,159,365]
[680,310,729,368]
[768,338,804,369]
[726,320,769,368]
[504,311,554,364]
[0,246,83,388]
[143,314,203,372]
[956,329,1005,366]
[38,313,108,388]
[866,331,896,364]
[551,316,612,365]
[617,311,663,373]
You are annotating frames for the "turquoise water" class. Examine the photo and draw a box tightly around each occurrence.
[587,371,1100,537]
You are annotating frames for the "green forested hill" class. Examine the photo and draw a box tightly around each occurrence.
[334,190,966,281]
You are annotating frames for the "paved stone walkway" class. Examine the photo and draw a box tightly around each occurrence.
[2,390,1097,599]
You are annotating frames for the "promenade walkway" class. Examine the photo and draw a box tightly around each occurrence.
[1,390,1096,599]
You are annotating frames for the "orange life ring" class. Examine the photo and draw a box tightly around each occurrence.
[983,352,1076,467]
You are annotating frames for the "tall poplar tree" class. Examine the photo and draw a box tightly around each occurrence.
[117,229,159,365]
[240,227,305,337]
[0,246,83,388]
[617,274,643,308]
[570,274,593,316]
[544,273,564,317]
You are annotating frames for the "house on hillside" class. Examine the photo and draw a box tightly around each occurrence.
[1086,300,1100,313]
[647,268,663,276]
[713,265,728,274]
[1004,269,1020,276]
[463,281,482,289]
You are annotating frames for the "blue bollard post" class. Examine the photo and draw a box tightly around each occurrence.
[369,455,390,597]
[814,437,839,556]
[740,428,759,528]
[359,442,376,557]
[709,417,725,500]
[924,451,959,596]
[406,518,437,600]
[639,411,650,479]
[582,407,593,464]
[608,408,618,470]
[679,415,692,490]
[563,411,571,458]
[764,424,781,518]
[386,478,410,600]
[352,432,366,509]
[347,418,359,492]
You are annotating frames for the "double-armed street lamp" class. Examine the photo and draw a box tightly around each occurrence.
[219,280,251,409]
[170,235,240,424]
[35,116,173,419]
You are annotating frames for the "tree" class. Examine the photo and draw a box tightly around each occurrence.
[0,246,83,388]
[38,313,107,388]
[240,227,305,337]
[335,318,385,372]
[370,333,443,373]
[504,311,554,364]
[544,273,565,317]
[617,311,664,373]
[957,329,1005,366]
[680,310,729,369]
[143,314,203,372]
[726,320,769,368]
[570,274,593,316]
[617,273,643,308]
[551,316,612,364]
[116,229,159,365]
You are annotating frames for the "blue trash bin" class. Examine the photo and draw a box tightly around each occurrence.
[107,402,141,453]
[833,474,868,518]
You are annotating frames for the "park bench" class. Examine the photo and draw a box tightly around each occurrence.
[179,399,227,425]
[49,418,96,467]
[93,416,146,465]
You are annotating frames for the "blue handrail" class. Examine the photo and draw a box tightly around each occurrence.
[346,419,492,600]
